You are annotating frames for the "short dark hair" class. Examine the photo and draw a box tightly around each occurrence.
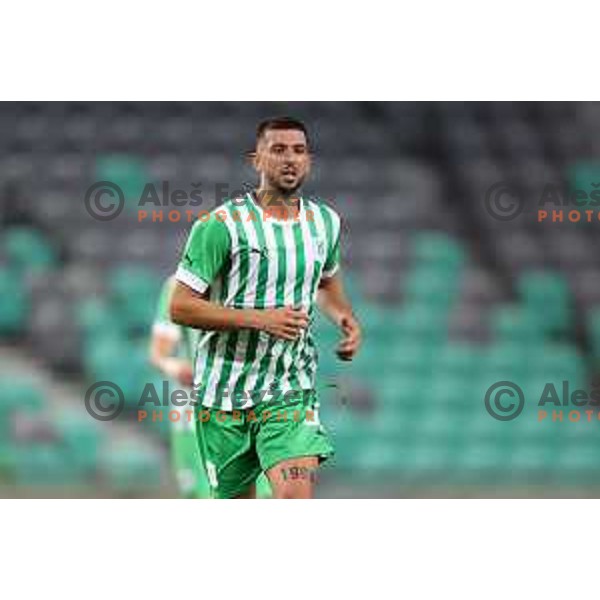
[256,116,310,146]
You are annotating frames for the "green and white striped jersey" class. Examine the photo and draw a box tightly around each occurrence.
[175,192,341,410]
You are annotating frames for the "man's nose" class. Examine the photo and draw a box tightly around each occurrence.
[282,149,298,162]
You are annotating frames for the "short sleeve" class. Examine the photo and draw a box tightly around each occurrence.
[322,207,341,278]
[175,217,231,293]
[152,276,181,339]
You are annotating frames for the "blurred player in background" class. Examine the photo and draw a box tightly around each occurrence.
[150,276,272,498]
[150,275,208,498]
[170,117,362,499]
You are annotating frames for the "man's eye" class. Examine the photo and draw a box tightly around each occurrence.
[272,147,285,154]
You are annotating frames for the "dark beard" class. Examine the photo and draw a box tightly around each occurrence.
[255,181,303,206]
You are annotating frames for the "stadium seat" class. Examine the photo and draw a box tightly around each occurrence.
[86,339,153,409]
[95,154,147,205]
[489,306,545,343]
[433,343,481,375]
[77,297,123,340]
[412,231,466,269]
[0,267,29,335]
[517,272,573,336]
[53,410,103,470]
[101,442,162,489]
[14,444,88,486]
[397,303,448,342]
[4,227,57,273]
[0,379,45,412]
[403,266,460,309]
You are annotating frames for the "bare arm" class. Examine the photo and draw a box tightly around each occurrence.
[169,281,310,340]
[317,273,362,360]
[149,328,193,386]
[170,281,260,331]
[317,273,354,326]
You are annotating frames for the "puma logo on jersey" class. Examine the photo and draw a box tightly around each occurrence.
[249,246,269,258]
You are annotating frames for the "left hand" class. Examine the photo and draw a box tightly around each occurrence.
[164,358,194,387]
[336,313,362,361]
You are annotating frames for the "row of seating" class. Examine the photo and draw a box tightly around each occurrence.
[0,379,162,487]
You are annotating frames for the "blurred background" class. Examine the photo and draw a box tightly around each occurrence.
[1,101,600,498]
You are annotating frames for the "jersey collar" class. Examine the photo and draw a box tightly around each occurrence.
[247,191,305,226]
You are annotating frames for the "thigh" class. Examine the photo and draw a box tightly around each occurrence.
[196,409,261,499]
[266,456,319,499]
[256,401,334,498]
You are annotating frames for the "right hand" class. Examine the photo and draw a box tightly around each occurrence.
[175,362,194,387]
[256,307,309,341]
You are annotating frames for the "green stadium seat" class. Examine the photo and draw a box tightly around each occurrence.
[531,345,585,382]
[403,267,460,308]
[388,343,435,377]
[0,444,16,479]
[4,227,57,273]
[366,411,413,442]
[518,272,573,336]
[0,268,29,335]
[587,309,600,359]
[490,305,544,342]
[455,442,509,475]
[341,272,364,306]
[84,336,123,376]
[95,155,147,205]
[345,343,389,382]
[14,444,88,486]
[77,298,123,338]
[433,343,481,375]
[428,375,475,411]
[397,303,448,342]
[53,410,103,470]
[462,409,511,440]
[569,162,600,199]
[484,342,529,379]
[413,408,466,447]
[109,265,161,300]
[89,342,160,409]
[355,439,413,472]
[359,309,396,345]
[0,379,45,412]
[101,443,162,488]
[379,373,429,407]
[412,231,466,270]
[407,445,452,478]
[108,266,161,332]
[555,443,600,474]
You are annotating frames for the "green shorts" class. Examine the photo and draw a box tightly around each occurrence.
[195,397,334,499]
[169,409,271,499]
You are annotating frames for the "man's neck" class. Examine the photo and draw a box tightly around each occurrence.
[253,187,301,221]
